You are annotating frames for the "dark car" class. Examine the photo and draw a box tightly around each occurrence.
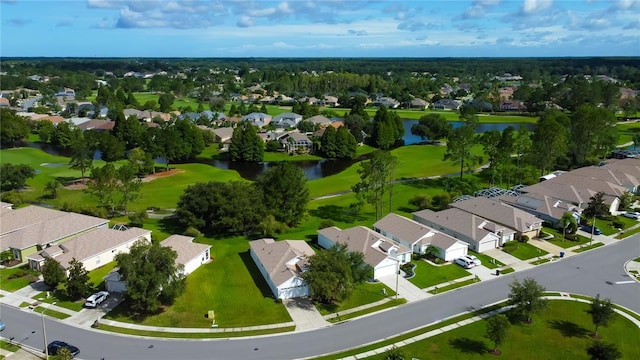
[47,341,80,358]
[581,225,602,235]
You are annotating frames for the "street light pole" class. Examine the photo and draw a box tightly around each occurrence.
[42,301,56,359]
[590,214,596,246]
[395,258,399,300]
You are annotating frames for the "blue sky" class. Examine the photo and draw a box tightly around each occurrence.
[1,0,639,57]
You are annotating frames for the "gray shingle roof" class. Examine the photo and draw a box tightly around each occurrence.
[373,213,435,244]
[450,196,543,232]
[318,226,411,268]
[412,208,507,245]
[161,235,211,266]
[249,238,314,287]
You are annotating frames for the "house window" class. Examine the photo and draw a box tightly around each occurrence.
[95,258,101,265]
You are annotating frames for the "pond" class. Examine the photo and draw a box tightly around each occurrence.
[27,118,534,181]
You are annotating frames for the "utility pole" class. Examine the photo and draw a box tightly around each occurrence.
[42,302,57,359]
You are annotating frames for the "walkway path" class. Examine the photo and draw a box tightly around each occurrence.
[377,274,430,303]
[283,298,329,332]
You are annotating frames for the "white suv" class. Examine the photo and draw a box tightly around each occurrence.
[464,255,482,267]
[454,257,474,269]
[84,291,109,308]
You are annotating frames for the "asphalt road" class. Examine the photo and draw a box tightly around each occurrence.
[1,236,638,360]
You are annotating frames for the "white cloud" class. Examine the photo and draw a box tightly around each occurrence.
[236,15,254,28]
[522,0,553,15]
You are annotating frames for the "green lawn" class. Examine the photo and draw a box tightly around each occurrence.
[615,122,640,146]
[87,261,118,290]
[327,299,406,323]
[592,216,637,236]
[315,282,396,315]
[573,242,605,253]
[0,265,40,292]
[428,278,479,294]
[104,235,292,328]
[31,290,84,312]
[468,251,504,269]
[97,323,295,338]
[0,340,20,352]
[32,306,71,320]
[365,301,640,360]
[500,267,515,274]
[616,226,640,239]
[329,107,538,123]
[408,261,471,289]
[542,227,591,248]
[502,241,548,260]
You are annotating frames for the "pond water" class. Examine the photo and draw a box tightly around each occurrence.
[27,119,534,181]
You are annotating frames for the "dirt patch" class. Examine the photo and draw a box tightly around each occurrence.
[65,178,90,190]
[141,169,185,182]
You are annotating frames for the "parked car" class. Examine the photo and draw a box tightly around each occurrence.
[622,211,640,220]
[463,255,482,266]
[581,225,602,235]
[84,291,109,308]
[47,341,80,358]
[0,320,5,332]
[454,257,474,269]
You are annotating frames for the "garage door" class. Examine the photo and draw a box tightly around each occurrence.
[375,263,397,279]
[478,238,498,253]
[278,285,309,299]
[445,247,467,262]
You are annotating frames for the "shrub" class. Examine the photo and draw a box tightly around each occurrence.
[612,221,624,229]
[318,219,335,229]
[184,226,203,238]
[1,190,24,206]
[409,194,431,210]
[519,235,529,243]
[128,211,148,227]
[431,193,452,210]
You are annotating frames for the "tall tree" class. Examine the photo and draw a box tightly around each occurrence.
[371,106,403,149]
[586,341,622,360]
[41,257,65,288]
[444,124,477,178]
[410,114,452,143]
[485,314,510,355]
[37,120,55,143]
[587,294,615,339]
[352,150,397,220]
[255,162,309,226]
[513,126,532,185]
[0,109,30,147]
[529,111,568,176]
[115,239,186,314]
[0,163,35,191]
[65,258,91,300]
[569,105,617,165]
[158,93,175,112]
[583,191,608,244]
[320,125,338,158]
[45,179,63,199]
[301,243,371,304]
[229,122,264,162]
[127,147,155,176]
[508,277,547,323]
[69,134,94,180]
[89,163,119,211]
[117,164,143,214]
[335,126,358,159]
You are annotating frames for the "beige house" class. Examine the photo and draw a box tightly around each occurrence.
[160,235,211,275]
[0,205,109,263]
[249,238,315,299]
[450,197,543,240]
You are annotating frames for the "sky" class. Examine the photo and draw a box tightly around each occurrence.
[1,0,639,58]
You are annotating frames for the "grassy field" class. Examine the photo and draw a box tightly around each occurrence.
[364,301,640,360]
[502,241,548,260]
[104,234,292,328]
[328,107,538,123]
[542,227,591,248]
[96,324,295,338]
[0,266,40,292]
[315,282,395,315]
[574,242,605,253]
[615,121,640,146]
[408,261,471,289]
[428,278,479,294]
[468,251,504,269]
[31,291,84,312]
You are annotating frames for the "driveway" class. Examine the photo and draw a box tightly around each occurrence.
[64,292,125,327]
[377,274,429,302]
[283,297,328,332]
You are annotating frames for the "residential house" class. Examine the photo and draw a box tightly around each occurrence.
[412,208,504,253]
[242,112,272,128]
[304,115,332,127]
[0,97,9,108]
[373,213,468,261]
[432,99,462,110]
[373,97,400,109]
[213,127,234,143]
[450,196,543,240]
[323,95,339,107]
[317,226,412,279]
[249,238,315,299]
[498,193,581,226]
[499,100,526,111]
[271,112,303,128]
[279,131,313,153]
[409,98,429,110]
[0,206,109,263]
[77,119,114,132]
[160,235,211,275]
[466,99,493,112]
[26,226,152,273]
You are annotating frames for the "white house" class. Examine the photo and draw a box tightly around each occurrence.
[249,238,315,299]
[373,213,468,261]
[317,226,411,280]
[160,235,211,276]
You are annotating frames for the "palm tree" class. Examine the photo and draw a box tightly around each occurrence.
[45,179,63,199]
[558,212,577,243]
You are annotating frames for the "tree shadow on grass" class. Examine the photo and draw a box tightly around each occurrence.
[397,206,417,214]
[238,250,277,299]
[309,205,367,224]
[449,337,489,354]
[548,319,590,338]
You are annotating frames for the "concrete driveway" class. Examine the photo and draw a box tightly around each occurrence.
[378,274,429,302]
[65,292,125,327]
[283,297,328,332]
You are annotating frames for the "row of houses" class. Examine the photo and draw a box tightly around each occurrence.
[0,203,211,282]
[250,158,640,300]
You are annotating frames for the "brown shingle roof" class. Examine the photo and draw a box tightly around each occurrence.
[374,213,435,244]
[450,197,543,232]
[161,235,211,266]
[412,208,507,245]
[249,238,314,287]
